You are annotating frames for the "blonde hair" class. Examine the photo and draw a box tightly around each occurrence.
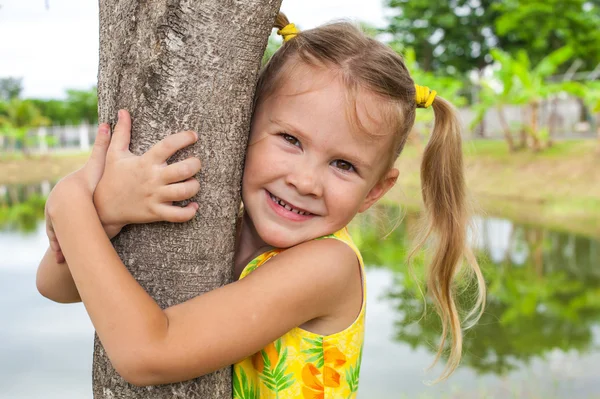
[255,12,486,381]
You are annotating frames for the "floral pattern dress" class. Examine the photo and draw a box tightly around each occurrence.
[233,228,365,399]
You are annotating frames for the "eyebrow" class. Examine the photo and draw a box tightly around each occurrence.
[271,117,373,172]
[271,117,313,145]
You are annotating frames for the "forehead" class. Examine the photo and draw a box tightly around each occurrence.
[264,63,396,152]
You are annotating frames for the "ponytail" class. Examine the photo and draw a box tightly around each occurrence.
[408,96,486,381]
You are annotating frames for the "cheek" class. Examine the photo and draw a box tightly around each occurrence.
[327,180,367,215]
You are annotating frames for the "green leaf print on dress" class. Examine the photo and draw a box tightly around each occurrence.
[302,337,325,368]
[233,367,260,399]
[345,345,363,397]
[252,339,295,396]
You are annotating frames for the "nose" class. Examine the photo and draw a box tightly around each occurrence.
[285,162,323,198]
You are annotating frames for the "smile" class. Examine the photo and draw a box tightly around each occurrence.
[267,191,313,219]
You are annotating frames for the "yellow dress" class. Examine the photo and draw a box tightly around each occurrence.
[233,228,366,399]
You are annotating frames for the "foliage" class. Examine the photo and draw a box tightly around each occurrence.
[472,46,585,151]
[0,81,97,154]
[495,0,600,72]
[384,0,503,75]
[30,87,98,125]
[261,34,282,66]
[0,98,51,153]
[0,193,46,233]
[0,77,23,101]
[384,0,600,78]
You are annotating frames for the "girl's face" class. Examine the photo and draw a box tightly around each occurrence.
[242,63,399,248]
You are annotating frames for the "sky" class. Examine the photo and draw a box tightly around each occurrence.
[0,0,388,99]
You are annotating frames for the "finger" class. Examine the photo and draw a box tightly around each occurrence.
[158,177,200,202]
[161,157,201,184]
[48,237,61,253]
[84,124,111,187]
[88,123,111,167]
[145,131,198,164]
[46,219,61,252]
[55,250,65,264]
[108,109,132,153]
[155,202,199,223]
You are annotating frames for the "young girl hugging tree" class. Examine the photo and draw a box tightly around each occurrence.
[37,12,485,398]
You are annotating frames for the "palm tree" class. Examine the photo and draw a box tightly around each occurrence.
[470,52,519,152]
[482,47,578,152]
[0,99,50,155]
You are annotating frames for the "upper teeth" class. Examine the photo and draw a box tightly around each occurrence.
[270,193,310,215]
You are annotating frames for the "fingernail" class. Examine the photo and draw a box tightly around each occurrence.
[192,202,199,210]
[193,131,198,141]
[100,124,109,135]
[118,109,123,120]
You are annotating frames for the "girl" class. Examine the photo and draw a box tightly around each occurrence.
[37,13,485,398]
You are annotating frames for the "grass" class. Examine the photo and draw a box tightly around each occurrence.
[0,152,88,185]
[390,139,600,238]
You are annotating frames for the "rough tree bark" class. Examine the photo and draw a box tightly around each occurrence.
[94,0,282,397]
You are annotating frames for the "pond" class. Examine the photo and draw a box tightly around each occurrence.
[1,182,599,398]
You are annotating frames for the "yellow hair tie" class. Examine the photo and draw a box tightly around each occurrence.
[415,84,437,108]
[277,23,299,42]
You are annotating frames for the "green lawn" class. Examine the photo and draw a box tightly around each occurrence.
[390,139,600,238]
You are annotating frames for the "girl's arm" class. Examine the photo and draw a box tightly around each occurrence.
[50,188,359,387]
[36,223,122,303]
[37,110,200,304]
[36,247,81,303]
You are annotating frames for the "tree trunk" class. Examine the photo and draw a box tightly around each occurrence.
[94,1,282,398]
[547,97,559,148]
[529,102,541,152]
[597,112,600,155]
[519,107,528,150]
[496,105,515,152]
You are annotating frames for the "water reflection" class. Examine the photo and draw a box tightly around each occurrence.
[0,181,52,232]
[2,182,600,396]
[351,205,600,378]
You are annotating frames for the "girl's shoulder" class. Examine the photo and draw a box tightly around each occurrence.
[240,228,363,282]
[238,228,364,329]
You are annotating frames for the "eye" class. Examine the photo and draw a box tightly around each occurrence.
[332,159,355,173]
[280,133,300,147]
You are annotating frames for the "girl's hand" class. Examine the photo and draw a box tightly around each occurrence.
[93,110,201,237]
[45,122,113,263]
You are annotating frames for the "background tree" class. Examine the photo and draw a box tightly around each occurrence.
[495,0,600,72]
[0,77,23,101]
[489,47,578,151]
[383,0,600,77]
[0,98,50,155]
[94,1,281,398]
[384,0,503,75]
[31,87,99,125]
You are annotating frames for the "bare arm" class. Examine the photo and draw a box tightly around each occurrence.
[36,222,121,304]
[49,187,358,387]
[36,247,82,303]
[36,111,200,305]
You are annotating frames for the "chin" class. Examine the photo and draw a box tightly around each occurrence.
[255,224,311,249]
[260,230,303,249]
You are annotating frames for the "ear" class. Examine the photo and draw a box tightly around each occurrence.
[358,168,399,213]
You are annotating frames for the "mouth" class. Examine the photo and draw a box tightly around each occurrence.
[267,191,314,216]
